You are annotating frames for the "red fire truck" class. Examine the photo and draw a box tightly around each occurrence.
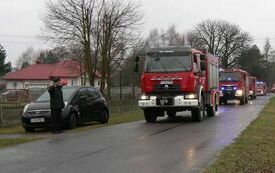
[219,69,249,105]
[248,76,257,100]
[135,46,220,122]
[256,81,267,96]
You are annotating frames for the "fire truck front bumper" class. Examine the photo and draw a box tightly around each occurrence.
[138,96,199,109]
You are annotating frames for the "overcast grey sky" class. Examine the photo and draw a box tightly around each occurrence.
[1,0,275,66]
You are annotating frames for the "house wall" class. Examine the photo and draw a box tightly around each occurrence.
[6,80,50,90]
[6,77,101,90]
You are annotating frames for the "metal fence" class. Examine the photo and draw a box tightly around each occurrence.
[0,103,24,127]
[0,86,141,127]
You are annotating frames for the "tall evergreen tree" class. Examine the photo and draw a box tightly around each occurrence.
[0,44,11,76]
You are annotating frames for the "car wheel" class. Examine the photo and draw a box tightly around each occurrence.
[99,110,109,124]
[24,126,35,132]
[68,113,77,129]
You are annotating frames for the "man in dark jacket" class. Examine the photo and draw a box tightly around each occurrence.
[48,77,65,134]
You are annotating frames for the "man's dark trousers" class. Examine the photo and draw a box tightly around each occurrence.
[51,109,62,132]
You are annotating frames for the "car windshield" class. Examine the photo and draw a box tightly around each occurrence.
[35,87,77,102]
[220,72,240,82]
[144,54,191,73]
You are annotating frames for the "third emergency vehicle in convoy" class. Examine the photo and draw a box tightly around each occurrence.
[248,76,257,100]
[219,69,249,105]
[135,46,219,122]
[256,81,267,96]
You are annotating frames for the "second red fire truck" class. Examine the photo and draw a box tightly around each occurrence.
[219,69,249,105]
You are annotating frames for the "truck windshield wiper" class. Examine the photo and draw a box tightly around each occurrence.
[157,60,168,72]
[152,54,168,72]
[175,59,188,71]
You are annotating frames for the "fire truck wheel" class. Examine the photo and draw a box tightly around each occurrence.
[245,97,248,103]
[144,110,157,123]
[167,111,176,119]
[192,96,204,122]
[240,97,245,105]
[207,105,216,117]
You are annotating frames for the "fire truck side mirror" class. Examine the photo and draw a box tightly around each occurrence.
[135,56,140,62]
[134,56,140,73]
[200,61,206,71]
[200,54,206,61]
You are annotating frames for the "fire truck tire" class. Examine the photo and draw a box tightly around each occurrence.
[167,111,176,119]
[144,110,157,123]
[220,99,227,105]
[245,97,248,103]
[240,97,245,105]
[207,105,216,117]
[192,96,204,122]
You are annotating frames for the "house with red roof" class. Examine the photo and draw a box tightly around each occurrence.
[3,60,101,90]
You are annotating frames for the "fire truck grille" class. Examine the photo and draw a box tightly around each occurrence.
[153,84,180,92]
[222,90,236,99]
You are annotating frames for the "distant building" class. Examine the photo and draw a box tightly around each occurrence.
[3,60,101,90]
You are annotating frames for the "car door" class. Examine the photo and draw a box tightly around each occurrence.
[77,88,89,122]
[86,87,102,121]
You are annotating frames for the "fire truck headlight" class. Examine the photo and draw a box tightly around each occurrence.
[140,94,150,100]
[235,90,243,96]
[185,94,197,99]
[249,90,253,95]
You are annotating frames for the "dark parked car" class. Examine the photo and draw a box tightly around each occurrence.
[22,86,109,132]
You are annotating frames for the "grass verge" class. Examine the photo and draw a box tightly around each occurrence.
[0,137,43,148]
[72,110,143,132]
[0,126,25,134]
[205,97,275,173]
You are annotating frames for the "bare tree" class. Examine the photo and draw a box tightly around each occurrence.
[189,19,252,68]
[16,47,37,68]
[145,25,185,48]
[98,0,142,101]
[42,0,99,86]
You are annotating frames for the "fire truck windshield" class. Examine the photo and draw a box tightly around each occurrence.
[219,72,240,82]
[144,55,191,73]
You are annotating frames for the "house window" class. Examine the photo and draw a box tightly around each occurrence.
[13,82,17,89]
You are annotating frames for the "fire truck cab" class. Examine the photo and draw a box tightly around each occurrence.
[135,46,219,122]
[219,69,249,105]
[256,81,267,96]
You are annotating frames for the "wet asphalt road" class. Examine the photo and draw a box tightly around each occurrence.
[0,95,272,173]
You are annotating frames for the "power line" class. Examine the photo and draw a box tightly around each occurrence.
[0,40,45,44]
[0,34,39,38]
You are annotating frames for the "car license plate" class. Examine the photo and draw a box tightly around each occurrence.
[160,80,173,85]
[30,118,45,123]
